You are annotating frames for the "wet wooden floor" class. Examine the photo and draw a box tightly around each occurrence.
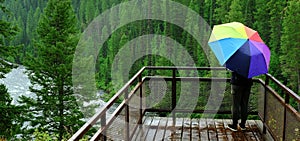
[131,117,274,141]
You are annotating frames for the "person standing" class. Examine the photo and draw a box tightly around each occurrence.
[227,71,253,131]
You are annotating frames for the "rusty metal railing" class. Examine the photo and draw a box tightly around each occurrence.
[258,74,300,141]
[69,66,299,141]
[69,66,146,141]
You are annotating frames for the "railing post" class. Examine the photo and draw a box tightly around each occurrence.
[282,91,290,141]
[172,69,176,127]
[263,74,269,134]
[125,87,129,141]
[101,113,107,141]
[139,74,143,125]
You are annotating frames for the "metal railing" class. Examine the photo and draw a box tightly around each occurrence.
[258,74,300,141]
[69,66,300,141]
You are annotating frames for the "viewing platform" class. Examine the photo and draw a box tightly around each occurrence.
[133,117,267,140]
[69,66,300,141]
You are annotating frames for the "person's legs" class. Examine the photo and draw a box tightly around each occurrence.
[231,85,242,126]
[240,86,251,126]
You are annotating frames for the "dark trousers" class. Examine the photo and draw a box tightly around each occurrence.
[231,84,251,125]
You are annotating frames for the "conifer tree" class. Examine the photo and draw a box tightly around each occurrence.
[0,85,20,140]
[267,0,286,80]
[253,0,270,43]
[0,0,20,139]
[280,0,300,95]
[78,0,87,30]
[214,0,231,24]
[0,1,18,70]
[244,0,255,27]
[19,0,84,140]
[0,86,10,131]
[85,0,96,24]
[226,0,245,23]
[101,0,109,12]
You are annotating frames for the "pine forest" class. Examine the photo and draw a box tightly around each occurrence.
[0,0,299,140]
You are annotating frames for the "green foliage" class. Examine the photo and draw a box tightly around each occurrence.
[33,129,56,141]
[267,0,286,81]
[19,0,84,140]
[0,84,18,139]
[0,0,18,76]
[33,129,89,141]
[0,0,299,138]
[253,0,270,45]
[214,0,231,24]
[0,0,22,139]
[280,0,300,94]
[226,0,245,23]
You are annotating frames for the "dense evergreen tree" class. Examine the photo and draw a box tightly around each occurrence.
[280,0,300,94]
[19,0,83,140]
[0,0,21,139]
[267,0,286,81]
[203,0,216,27]
[78,0,87,30]
[244,0,255,27]
[0,85,20,140]
[0,84,15,138]
[253,0,270,44]
[26,7,41,54]
[226,0,245,23]
[0,1,18,70]
[214,0,231,24]
[0,1,299,139]
[85,0,97,24]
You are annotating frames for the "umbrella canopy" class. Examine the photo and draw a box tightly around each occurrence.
[208,22,270,78]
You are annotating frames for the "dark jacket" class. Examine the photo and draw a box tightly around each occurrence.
[230,72,253,86]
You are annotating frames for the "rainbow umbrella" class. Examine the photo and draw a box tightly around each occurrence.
[208,22,270,78]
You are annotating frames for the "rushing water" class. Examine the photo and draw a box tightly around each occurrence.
[0,66,116,140]
[0,66,33,105]
[0,66,107,109]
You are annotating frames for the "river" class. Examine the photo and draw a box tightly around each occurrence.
[0,66,107,111]
[0,66,33,104]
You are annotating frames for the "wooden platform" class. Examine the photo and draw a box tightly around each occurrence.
[131,117,274,141]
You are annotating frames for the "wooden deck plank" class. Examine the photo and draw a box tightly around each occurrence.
[133,116,153,141]
[223,119,247,141]
[215,119,227,141]
[142,116,154,141]
[207,118,218,140]
[244,120,260,141]
[131,117,273,141]
[223,119,235,141]
[144,117,160,141]
[163,118,174,141]
[223,119,256,141]
[232,127,248,141]
[232,130,247,140]
[161,117,184,140]
[153,117,168,141]
[254,120,274,141]
[250,120,264,141]
[191,118,200,141]
[251,120,266,141]
[131,116,147,141]
[182,118,191,140]
[173,117,184,140]
[199,118,209,141]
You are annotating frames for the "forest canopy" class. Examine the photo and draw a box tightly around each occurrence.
[0,0,299,140]
[1,0,299,94]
